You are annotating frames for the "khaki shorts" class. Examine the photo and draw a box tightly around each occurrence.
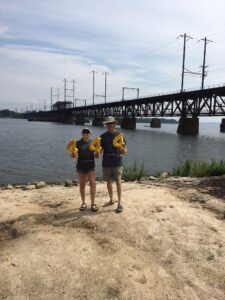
[103,166,123,182]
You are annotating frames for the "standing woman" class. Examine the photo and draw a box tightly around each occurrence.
[75,128,98,212]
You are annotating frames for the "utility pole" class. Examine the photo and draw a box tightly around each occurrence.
[50,87,53,110]
[72,80,76,107]
[90,70,97,105]
[103,72,110,103]
[198,37,213,90]
[177,33,193,92]
[64,78,67,102]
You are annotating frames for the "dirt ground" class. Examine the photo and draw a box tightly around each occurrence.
[0,177,225,300]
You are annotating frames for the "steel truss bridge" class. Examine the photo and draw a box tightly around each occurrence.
[69,86,225,118]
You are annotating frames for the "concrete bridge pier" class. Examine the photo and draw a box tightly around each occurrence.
[177,117,199,135]
[92,116,104,126]
[62,110,73,123]
[220,119,225,132]
[74,116,85,125]
[121,117,136,130]
[151,118,161,128]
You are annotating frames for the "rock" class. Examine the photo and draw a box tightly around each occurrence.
[35,181,46,189]
[134,274,147,284]
[149,176,158,181]
[45,201,63,208]
[160,172,169,179]
[23,185,36,190]
[15,185,22,189]
[64,180,73,187]
[6,184,13,190]
[140,177,149,181]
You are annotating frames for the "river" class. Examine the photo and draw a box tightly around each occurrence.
[0,118,225,184]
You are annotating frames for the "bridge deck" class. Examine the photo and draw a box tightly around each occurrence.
[31,86,225,119]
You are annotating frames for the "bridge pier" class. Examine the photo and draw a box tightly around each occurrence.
[121,117,136,130]
[92,116,104,126]
[177,117,199,135]
[74,116,85,125]
[220,118,225,132]
[61,110,73,123]
[151,118,161,128]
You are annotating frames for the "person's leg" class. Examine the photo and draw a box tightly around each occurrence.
[78,172,87,206]
[114,167,123,212]
[107,179,114,203]
[103,168,114,205]
[87,170,96,206]
[115,180,122,206]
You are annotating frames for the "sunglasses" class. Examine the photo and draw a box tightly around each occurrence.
[82,130,91,134]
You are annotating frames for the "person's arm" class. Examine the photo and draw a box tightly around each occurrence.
[94,135,103,158]
[120,136,127,154]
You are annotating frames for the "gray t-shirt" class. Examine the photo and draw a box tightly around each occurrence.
[100,131,125,168]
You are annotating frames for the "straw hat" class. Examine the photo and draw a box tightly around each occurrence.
[103,116,117,124]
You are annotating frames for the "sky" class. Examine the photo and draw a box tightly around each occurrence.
[0,0,225,114]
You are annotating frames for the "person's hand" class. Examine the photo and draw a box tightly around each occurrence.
[94,152,100,159]
[120,147,128,155]
[71,153,76,159]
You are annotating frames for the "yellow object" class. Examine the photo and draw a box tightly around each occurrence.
[66,139,78,159]
[89,137,102,156]
[113,133,125,151]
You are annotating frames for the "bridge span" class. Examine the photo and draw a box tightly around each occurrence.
[28,85,225,135]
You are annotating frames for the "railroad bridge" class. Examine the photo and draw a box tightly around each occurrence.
[28,85,225,134]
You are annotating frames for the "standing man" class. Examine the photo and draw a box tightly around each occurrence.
[100,116,128,213]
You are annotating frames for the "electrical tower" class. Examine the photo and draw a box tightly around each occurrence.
[103,72,110,103]
[90,71,97,105]
[177,33,193,92]
[63,79,76,106]
[122,87,140,101]
[198,37,213,90]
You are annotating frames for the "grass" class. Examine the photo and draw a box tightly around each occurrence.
[172,160,225,177]
[122,161,148,182]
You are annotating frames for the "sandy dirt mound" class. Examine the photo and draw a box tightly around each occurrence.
[0,180,225,300]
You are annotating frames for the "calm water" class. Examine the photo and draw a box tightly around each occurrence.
[0,118,225,185]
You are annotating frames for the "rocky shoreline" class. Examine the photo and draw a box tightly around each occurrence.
[1,172,225,191]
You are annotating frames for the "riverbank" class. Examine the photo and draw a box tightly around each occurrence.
[0,176,225,299]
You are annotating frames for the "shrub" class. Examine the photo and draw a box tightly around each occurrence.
[173,160,225,177]
[122,161,148,182]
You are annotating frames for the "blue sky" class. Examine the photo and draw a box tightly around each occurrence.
[0,0,225,113]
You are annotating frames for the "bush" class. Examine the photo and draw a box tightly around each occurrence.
[172,160,225,177]
[122,161,148,182]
